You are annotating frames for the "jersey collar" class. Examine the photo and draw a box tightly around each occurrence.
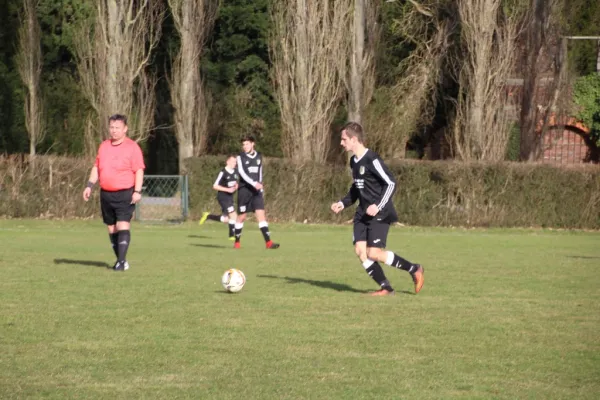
[353,148,369,163]
[245,151,258,159]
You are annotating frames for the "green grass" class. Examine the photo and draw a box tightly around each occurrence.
[1,220,599,399]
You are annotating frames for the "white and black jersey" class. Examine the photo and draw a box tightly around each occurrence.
[214,167,238,189]
[237,151,263,190]
[340,149,398,223]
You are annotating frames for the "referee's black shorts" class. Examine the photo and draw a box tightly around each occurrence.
[100,188,135,225]
[237,186,264,214]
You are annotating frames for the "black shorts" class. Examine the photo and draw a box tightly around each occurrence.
[237,186,264,214]
[353,217,390,248]
[100,188,135,225]
[217,193,235,215]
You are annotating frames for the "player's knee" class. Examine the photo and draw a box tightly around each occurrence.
[354,245,366,260]
[366,247,383,260]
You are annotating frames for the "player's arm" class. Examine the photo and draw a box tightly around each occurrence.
[370,159,396,211]
[212,171,230,193]
[331,183,359,213]
[236,155,258,187]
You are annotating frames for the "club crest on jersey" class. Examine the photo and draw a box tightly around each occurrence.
[257,160,261,165]
[359,166,365,175]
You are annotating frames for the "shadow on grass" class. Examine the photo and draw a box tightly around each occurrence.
[257,274,369,293]
[53,258,111,268]
[190,244,227,249]
[188,234,211,239]
[566,255,600,260]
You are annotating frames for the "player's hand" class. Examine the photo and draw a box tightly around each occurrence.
[227,187,236,194]
[366,204,379,216]
[254,182,263,191]
[83,187,92,202]
[131,192,142,204]
[331,202,344,214]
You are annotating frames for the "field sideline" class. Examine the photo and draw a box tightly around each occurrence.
[1,220,599,399]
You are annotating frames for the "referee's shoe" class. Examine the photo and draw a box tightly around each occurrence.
[113,261,130,271]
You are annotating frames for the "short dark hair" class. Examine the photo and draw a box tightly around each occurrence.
[227,154,237,160]
[342,121,364,143]
[240,135,255,143]
[109,114,128,125]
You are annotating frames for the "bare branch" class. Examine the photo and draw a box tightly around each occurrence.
[74,0,164,148]
[271,0,353,163]
[16,0,45,160]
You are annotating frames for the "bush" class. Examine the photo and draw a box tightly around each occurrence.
[185,157,600,229]
[1,154,598,229]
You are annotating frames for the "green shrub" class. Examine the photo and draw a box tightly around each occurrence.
[185,157,600,229]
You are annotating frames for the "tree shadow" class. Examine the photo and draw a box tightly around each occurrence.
[53,258,111,268]
[190,244,227,249]
[257,274,369,293]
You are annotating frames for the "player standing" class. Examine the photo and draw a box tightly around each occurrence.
[234,135,280,250]
[199,155,239,240]
[331,122,424,295]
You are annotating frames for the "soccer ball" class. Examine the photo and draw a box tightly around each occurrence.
[221,268,246,293]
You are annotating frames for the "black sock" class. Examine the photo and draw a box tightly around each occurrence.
[109,233,118,258]
[117,230,131,263]
[364,260,394,291]
[386,251,418,274]
[228,221,235,237]
[259,222,270,242]
[235,223,243,243]
[207,214,221,222]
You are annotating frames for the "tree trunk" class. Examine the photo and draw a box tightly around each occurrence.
[348,0,365,125]
[519,0,550,161]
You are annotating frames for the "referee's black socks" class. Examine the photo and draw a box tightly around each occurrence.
[109,232,119,258]
[117,230,131,263]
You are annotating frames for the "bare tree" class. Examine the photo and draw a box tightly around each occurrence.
[168,0,219,172]
[75,0,164,145]
[451,0,522,161]
[364,1,450,159]
[16,0,45,163]
[271,0,352,163]
[519,0,563,161]
[346,0,381,125]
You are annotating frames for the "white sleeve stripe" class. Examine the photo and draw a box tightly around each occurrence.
[213,171,224,187]
[372,159,395,209]
[236,156,256,186]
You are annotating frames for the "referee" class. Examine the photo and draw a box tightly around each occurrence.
[82,114,145,271]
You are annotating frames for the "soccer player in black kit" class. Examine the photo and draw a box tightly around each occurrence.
[331,122,424,296]
[234,135,280,249]
[199,155,239,240]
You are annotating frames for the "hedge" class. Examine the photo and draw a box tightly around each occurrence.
[1,154,598,229]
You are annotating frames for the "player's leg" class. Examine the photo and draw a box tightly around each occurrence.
[354,221,393,295]
[254,194,279,249]
[113,189,136,271]
[235,188,251,248]
[199,212,224,225]
[101,190,119,264]
[366,222,424,294]
[227,210,237,240]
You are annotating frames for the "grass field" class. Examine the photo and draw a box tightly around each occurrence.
[1,220,599,399]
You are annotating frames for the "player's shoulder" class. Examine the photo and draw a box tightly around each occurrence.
[365,149,381,161]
